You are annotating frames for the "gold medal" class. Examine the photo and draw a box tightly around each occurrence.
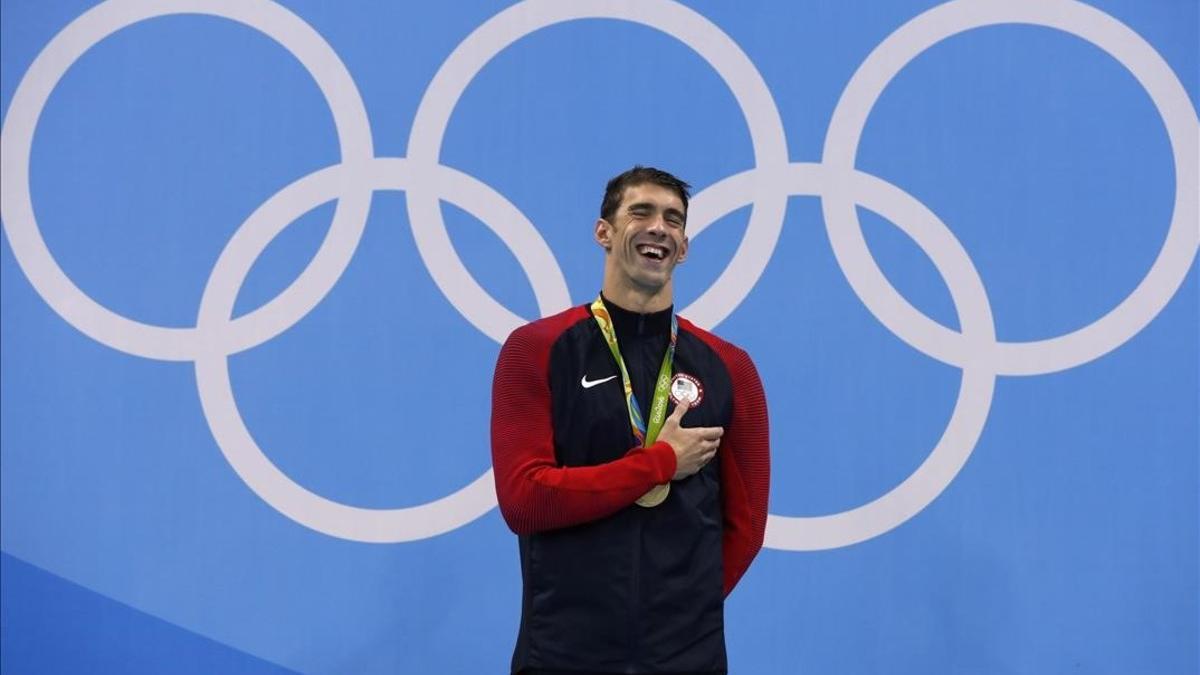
[636,483,670,507]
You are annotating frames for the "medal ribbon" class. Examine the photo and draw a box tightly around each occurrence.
[590,295,677,447]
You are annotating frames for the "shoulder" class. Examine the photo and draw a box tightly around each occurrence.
[678,317,768,415]
[677,316,755,369]
[494,305,592,382]
[503,304,593,352]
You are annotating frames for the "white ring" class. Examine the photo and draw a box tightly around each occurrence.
[692,164,998,551]
[822,0,1200,376]
[406,0,790,334]
[3,0,1193,548]
[194,157,569,542]
[0,0,374,361]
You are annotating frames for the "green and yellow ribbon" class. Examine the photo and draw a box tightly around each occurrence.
[591,295,677,507]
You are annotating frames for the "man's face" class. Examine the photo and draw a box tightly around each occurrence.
[596,182,689,293]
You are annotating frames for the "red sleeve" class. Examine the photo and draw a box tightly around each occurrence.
[682,320,770,597]
[490,316,678,536]
[717,347,770,596]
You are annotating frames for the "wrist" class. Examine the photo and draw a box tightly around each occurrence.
[646,440,678,483]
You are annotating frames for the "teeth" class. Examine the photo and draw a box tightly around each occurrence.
[637,244,666,260]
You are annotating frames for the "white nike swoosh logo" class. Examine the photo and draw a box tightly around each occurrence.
[581,374,618,389]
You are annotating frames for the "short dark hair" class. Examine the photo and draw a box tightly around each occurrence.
[600,166,691,225]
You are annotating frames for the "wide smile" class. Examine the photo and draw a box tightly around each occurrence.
[635,243,670,262]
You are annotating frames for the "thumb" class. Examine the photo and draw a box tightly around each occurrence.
[669,400,687,424]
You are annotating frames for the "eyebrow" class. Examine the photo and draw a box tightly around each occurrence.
[626,202,686,222]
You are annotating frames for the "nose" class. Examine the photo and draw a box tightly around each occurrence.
[646,212,668,236]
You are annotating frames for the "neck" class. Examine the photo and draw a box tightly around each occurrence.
[601,277,673,313]
[599,290,673,339]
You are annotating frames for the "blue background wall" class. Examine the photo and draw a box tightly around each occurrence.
[2,0,1196,672]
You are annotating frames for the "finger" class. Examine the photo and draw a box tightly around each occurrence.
[696,426,724,440]
[669,402,688,422]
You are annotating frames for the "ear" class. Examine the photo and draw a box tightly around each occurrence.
[676,234,689,264]
[594,218,613,251]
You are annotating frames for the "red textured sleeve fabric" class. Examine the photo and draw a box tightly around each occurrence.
[681,320,771,597]
[491,315,678,536]
[718,347,770,596]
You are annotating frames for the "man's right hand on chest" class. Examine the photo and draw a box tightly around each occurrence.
[657,402,724,480]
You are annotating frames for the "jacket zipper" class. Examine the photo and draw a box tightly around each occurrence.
[628,316,654,671]
[630,508,642,672]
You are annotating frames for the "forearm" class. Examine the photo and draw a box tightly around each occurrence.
[721,452,767,596]
[490,323,678,535]
[492,437,676,535]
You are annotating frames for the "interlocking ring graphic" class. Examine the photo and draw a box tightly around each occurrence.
[2,0,1196,548]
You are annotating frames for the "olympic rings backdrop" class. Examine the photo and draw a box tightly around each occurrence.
[1,0,1196,672]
